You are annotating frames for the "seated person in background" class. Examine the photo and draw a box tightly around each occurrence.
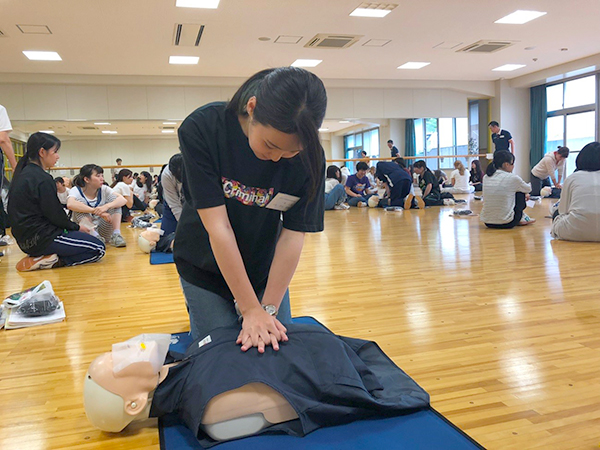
[55,177,69,205]
[434,169,448,187]
[442,161,475,194]
[67,164,128,247]
[133,171,152,206]
[413,160,447,206]
[8,133,105,271]
[375,161,412,208]
[159,154,185,235]
[345,162,374,207]
[481,150,535,229]
[551,142,600,241]
[470,160,484,192]
[531,146,569,196]
[366,166,376,186]
[152,174,159,187]
[110,169,146,222]
[340,166,350,185]
[324,165,349,210]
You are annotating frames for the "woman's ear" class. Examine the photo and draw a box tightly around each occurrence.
[246,96,257,118]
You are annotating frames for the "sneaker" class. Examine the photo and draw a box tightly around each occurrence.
[404,194,414,210]
[334,203,350,210]
[357,201,367,208]
[385,206,403,212]
[415,196,426,209]
[109,233,127,247]
[443,199,455,206]
[16,254,59,272]
[519,214,536,226]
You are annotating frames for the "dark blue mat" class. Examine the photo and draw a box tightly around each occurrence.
[160,317,484,450]
[150,251,174,265]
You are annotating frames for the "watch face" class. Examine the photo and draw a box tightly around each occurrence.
[263,304,277,316]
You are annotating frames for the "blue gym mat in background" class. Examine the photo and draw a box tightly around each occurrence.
[150,251,174,265]
[159,317,484,450]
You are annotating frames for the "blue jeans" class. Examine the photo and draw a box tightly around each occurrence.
[180,277,292,340]
[347,193,373,206]
[324,184,347,210]
[161,201,178,235]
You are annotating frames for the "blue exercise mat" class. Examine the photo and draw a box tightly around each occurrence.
[150,251,174,265]
[159,317,484,450]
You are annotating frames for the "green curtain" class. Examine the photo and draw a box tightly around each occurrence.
[529,85,547,169]
[405,119,416,157]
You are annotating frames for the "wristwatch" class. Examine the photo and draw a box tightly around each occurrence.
[262,304,278,316]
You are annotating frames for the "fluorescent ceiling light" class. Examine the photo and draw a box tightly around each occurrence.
[176,0,220,8]
[39,130,55,134]
[350,7,392,18]
[162,130,175,134]
[493,64,526,71]
[163,122,177,125]
[291,59,322,67]
[23,51,62,61]
[495,10,546,24]
[397,62,430,70]
[94,122,111,125]
[169,56,199,65]
[318,128,329,132]
[102,130,118,134]
[339,120,351,124]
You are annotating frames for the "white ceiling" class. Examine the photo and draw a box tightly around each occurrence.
[1,0,598,81]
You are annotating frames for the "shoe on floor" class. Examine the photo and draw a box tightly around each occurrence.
[334,203,350,210]
[16,254,59,272]
[416,196,426,209]
[357,201,367,208]
[519,214,536,226]
[109,233,127,247]
[403,194,414,210]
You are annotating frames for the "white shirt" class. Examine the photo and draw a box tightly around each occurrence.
[112,181,132,198]
[133,183,148,202]
[57,190,69,205]
[68,185,116,208]
[0,105,12,132]
[324,178,339,194]
[480,170,531,224]
[551,170,600,241]
[450,169,471,190]
[531,152,565,181]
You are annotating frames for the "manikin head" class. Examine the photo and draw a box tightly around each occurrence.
[84,336,171,432]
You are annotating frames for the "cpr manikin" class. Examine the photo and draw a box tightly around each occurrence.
[83,334,297,441]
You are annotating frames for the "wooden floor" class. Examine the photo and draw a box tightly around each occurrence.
[1,197,600,450]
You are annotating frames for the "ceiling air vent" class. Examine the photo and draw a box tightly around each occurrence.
[80,126,98,130]
[304,34,363,49]
[173,24,205,47]
[457,40,515,54]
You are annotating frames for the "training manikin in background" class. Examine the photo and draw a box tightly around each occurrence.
[84,324,430,447]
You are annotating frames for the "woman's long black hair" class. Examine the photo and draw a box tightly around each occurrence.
[226,67,327,200]
[486,150,514,177]
[11,132,61,182]
[575,142,600,172]
[73,164,103,188]
[137,171,152,191]
[326,165,341,182]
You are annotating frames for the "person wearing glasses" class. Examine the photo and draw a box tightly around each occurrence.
[481,150,535,228]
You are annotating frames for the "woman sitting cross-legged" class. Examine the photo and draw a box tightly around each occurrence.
[67,164,128,247]
[324,165,349,210]
[470,159,484,192]
[481,150,535,229]
[442,161,475,194]
[345,161,375,207]
[551,142,600,241]
[8,133,105,272]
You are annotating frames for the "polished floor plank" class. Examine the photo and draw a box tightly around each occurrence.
[1,196,600,449]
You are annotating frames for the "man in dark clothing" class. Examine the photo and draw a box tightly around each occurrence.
[489,121,515,154]
[375,161,412,208]
[387,140,399,158]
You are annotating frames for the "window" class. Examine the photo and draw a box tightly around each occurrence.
[414,117,469,169]
[343,127,380,170]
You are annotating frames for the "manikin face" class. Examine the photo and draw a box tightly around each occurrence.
[489,125,500,134]
[39,146,60,170]
[245,97,302,162]
[85,170,105,190]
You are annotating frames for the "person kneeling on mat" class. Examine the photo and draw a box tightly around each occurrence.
[374,161,413,208]
[8,133,105,271]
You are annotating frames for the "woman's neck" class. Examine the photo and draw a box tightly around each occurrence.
[82,185,98,197]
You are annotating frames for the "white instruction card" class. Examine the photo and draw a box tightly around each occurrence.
[266,193,300,212]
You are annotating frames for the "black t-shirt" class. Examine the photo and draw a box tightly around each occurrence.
[173,102,324,299]
[492,129,512,152]
[390,146,399,157]
[419,170,440,195]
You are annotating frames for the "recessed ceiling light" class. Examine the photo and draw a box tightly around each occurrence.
[339,120,351,124]
[94,122,111,125]
[350,3,397,18]
[39,130,55,134]
[169,56,199,65]
[397,62,430,70]
[291,59,322,67]
[162,130,176,134]
[495,10,546,24]
[493,64,526,71]
[102,130,118,134]
[318,128,329,132]
[23,51,62,61]
[175,0,220,8]
[162,122,177,125]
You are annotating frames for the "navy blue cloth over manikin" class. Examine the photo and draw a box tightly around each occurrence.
[151,323,430,448]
